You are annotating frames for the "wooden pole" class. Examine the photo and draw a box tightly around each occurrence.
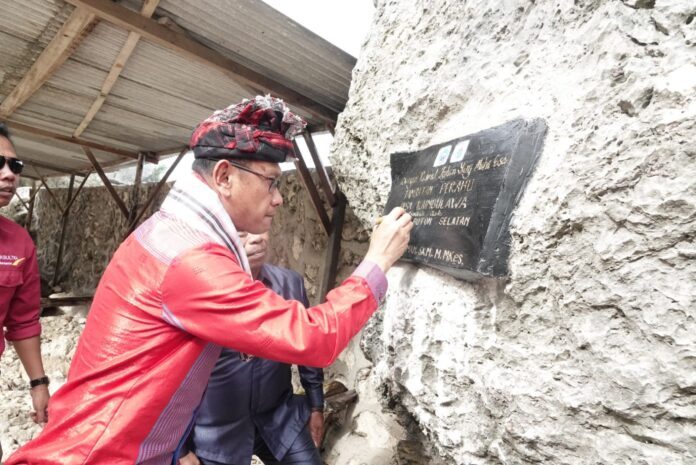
[52,175,75,287]
[39,177,66,216]
[73,0,161,137]
[64,172,91,214]
[13,191,30,212]
[292,141,330,234]
[41,295,93,309]
[126,147,187,235]
[82,146,130,219]
[319,191,347,301]
[302,132,336,206]
[129,152,145,225]
[25,181,37,231]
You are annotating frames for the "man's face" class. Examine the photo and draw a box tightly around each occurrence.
[239,231,270,271]
[223,160,283,234]
[0,136,19,208]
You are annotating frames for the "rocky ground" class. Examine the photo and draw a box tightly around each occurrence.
[0,308,266,465]
[1,311,268,465]
[0,307,86,461]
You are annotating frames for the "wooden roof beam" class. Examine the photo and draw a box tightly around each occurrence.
[20,172,42,181]
[23,159,80,175]
[292,140,330,234]
[38,176,66,216]
[126,146,187,235]
[73,0,160,137]
[64,172,91,214]
[9,120,139,159]
[82,146,130,219]
[155,145,188,158]
[63,0,339,124]
[0,8,97,117]
[302,132,336,206]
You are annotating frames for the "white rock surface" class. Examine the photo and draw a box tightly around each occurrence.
[324,336,411,465]
[331,0,696,463]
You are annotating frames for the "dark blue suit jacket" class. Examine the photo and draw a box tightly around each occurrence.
[188,264,324,464]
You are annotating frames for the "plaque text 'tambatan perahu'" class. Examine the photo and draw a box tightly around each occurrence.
[384,118,547,280]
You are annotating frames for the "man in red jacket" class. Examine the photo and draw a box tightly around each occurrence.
[0,122,50,461]
[6,96,412,465]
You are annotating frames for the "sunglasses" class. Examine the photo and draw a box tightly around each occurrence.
[0,155,24,175]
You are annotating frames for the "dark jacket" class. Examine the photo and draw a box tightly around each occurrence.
[188,264,324,464]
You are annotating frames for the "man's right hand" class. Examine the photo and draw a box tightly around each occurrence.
[178,451,200,465]
[364,207,413,273]
[29,384,50,424]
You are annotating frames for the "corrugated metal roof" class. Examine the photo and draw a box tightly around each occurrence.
[0,0,70,101]
[12,132,121,177]
[0,0,355,177]
[157,0,355,112]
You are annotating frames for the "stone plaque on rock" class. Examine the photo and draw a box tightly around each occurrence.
[384,118,547,279]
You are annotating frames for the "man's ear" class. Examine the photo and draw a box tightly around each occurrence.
[211,160,233,194]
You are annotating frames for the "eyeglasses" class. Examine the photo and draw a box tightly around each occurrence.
[0,155,23,175]
[228,161,281,193]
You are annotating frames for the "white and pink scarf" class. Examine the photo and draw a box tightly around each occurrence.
[159,170,251,275]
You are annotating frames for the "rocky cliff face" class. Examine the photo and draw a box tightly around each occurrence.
[330,0,696,463]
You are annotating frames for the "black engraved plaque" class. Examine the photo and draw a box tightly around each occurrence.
[384,118,547,279]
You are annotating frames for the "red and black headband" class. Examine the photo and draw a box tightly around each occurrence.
[190,96,307,163]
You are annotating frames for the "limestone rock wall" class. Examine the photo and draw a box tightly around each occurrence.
[330,0,696,464]
[29,183,169,293]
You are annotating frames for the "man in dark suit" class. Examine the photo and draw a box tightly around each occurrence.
[180,231,324,465]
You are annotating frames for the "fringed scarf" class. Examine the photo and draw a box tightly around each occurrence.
[160,170,251,276]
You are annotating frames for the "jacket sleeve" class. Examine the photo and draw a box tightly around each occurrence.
[298,365,324,409]
[4,241,42,341]
[161,243,383,368]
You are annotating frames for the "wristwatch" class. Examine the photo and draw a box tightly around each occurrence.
[30,376,50,389]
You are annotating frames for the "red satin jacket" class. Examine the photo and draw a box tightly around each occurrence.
[6,210,383,465]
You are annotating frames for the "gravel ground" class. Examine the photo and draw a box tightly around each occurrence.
[0,308,85,461]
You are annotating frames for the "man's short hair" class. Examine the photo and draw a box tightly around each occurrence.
[192,158,251,177]
[0,122,14,147]
[191,158,217,177]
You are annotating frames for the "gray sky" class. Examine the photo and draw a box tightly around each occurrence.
[261,0,375,57]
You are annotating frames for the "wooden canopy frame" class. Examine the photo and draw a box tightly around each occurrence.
[4,0,349,306]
